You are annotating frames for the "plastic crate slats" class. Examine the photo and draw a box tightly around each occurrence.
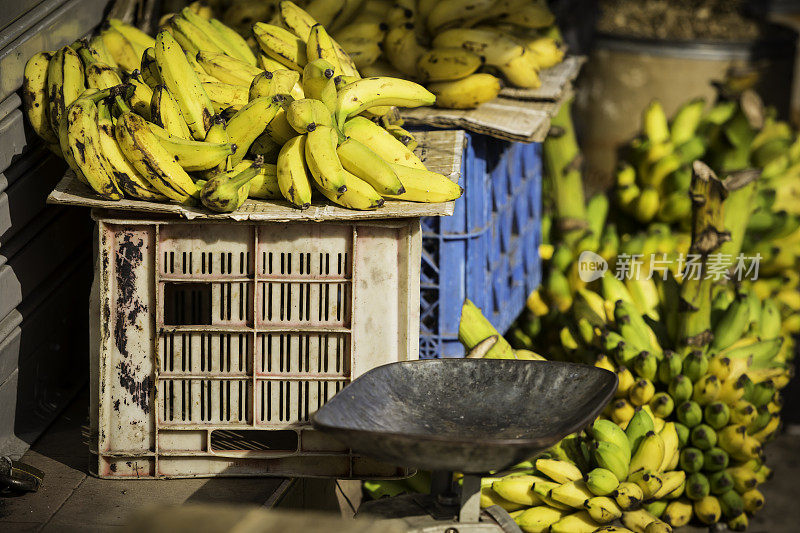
[419,132,542,359]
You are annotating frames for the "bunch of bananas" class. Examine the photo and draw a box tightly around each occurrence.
[612,89,800,281]
[201,0,566,109]
[22,3,462,213]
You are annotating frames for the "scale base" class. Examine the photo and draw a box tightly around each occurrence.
[357,494,522,533]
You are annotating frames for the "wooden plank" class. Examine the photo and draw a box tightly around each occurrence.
[47,130,465,222]
[499,56,586,101]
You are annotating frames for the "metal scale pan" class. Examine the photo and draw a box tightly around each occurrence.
[313,359,617,533]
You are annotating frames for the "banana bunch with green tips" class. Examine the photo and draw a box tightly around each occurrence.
[23,2,464,212]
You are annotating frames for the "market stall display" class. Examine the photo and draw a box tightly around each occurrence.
[22,4,463,215]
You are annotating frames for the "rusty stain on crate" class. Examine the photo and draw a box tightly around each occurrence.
[114,232,151,413]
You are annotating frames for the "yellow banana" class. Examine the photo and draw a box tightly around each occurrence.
[225,96,282,166]
[335,76,435,126]
[305,125,348,192]
[384,163,462,202]
[427,73,501,109]
[22,51,59,144]
[277,135,313,209]
[155,30,214,140]
[150,85,192,140]
[47,46,85,135]
[146,123,234,171]
[101,28,139,72]
[286,98,334,133]
[306,24,344,76]
[336,138,405,195]
[196,50,263,86]
[253,23,307,71]
[416,47,483,82]
[316,170,384,210]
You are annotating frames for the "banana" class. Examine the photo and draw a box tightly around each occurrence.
[149,85,192,140]
[115,112,199,202]
[286,98,333,133]
[333,138,404,195]
[201,158,264,212]
[276,135,313,209]
[586,468,619,496]
[427,73,501,109]
[628,431,665,476]
[196,51,263,86]
[66,94,128,200]
[549,510,598,533]
[621,509,665,533]
[107,19,155,56]
[658,423,679,472]
[48,46,85,136]
[338,37,381,68]
[224,96,282,166]
[741,488,764,513]
[612,482,643,511]
[652,470,686,500]
[719,489,744,519]
[250,70,300,100]
[96,98,165,201]
[302,59,338,110]
[592,420,632,463]
[626,408,655,452]
[248,164,283,199]
[492,475,546,506]
[342,117,426,168]
[208,18,257,66]
[629,469,663,500]
[180,8,238,57]
[593,441,629,482]
[676,401,703,428]
[101,28,139,72]
[316,169,384,210]
[168,15,224,56]
[585,496,623,524]
[89,35,117,68]
[693,495,722,525]
[204,82,249,112]
[279,0,318,40]
[513,505,565,532]
[535,459,582,484]
[253,23,307,72]
[140,47,161,88]
[610,399,636,427]
[22,51,59,144]
[305,125,348,192]
[335,76,435,126]
[382,24,427,78]
[155,30,214,140]
[383,163,462,202]
[264,95,299,144]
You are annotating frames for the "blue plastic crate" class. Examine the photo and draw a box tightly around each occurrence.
[419,131,543,359]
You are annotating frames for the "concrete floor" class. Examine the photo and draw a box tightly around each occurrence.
[1,391,799,532]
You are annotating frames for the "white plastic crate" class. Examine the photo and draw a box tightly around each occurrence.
[89,211,422,479]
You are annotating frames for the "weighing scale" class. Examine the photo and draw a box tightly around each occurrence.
[313,359,617,533]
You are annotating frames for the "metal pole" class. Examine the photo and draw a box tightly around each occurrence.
[459,474,482,524]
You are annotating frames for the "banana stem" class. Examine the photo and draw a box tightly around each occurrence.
[677,161,731,354]
[458,299,515,358]
[230,156,265,188]
[544,99,587,246]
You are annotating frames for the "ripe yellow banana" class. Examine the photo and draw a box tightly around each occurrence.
[549,480,595,509]
[150,85,193,140]
[208,18,257,66]
[180,8,236,56]
[338,37,381,68]
[47,46,85,136]
[305,125,348,192]
[253,23,307,71]
[96,99,166,201]
[101,28,139,72]
[224,96,282,166]
[125,71,154,120]
[264,96,300,144]
[585,496,623,524]
[335,76,435,126]
[302,59,338,112]
[22,51,59,144]
[426,0,496,33]
[168,15,224,56]
[316,169,384,210]
[550,510,599,533]
[114,112,199,202]
[286,98,333,133]
[536,458,583,484]
[89,34,117,68]
[306,24,344,76]
[146,123,234,171]
[108,18,155,57]
[155,30,215,140]
[342,116,426,168]
[248,164,282,199]
[277,135,313,209]
[196,50,263,86]
[513,506,565,532]
[427,73,501,109]
[66,97,123,200]
[140,47,161,88]
[279,0,318,40]
[336,138,404,195]
[491,475,547,506]
[416,47,483,82]
[384,163,462,202]
[250,70,301,100]
[383,24,427,78]
[202,82,249,113]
